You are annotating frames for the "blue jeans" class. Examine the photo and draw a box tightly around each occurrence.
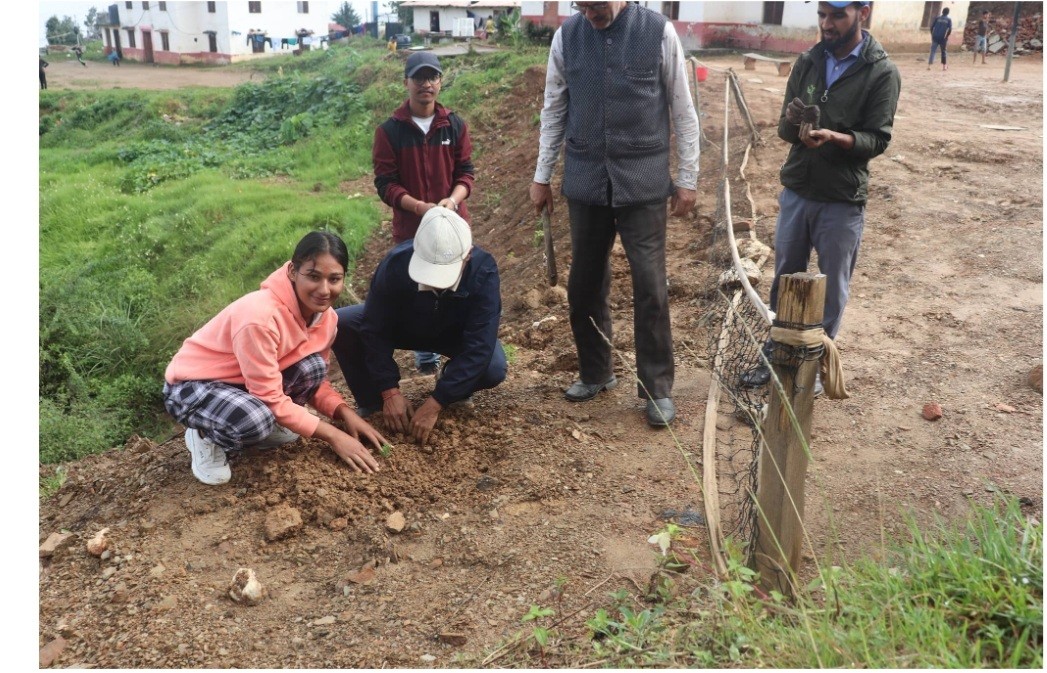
[769,188,865,340]
[929,39,948,65]
[414,350,439,371]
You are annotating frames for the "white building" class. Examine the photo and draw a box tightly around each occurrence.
[521,1,972,53]
[399,0,521,36]
[99,1,343,65]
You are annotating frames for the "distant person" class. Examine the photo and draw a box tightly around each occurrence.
[973,10,991,64]
[39,56,49,89]
[163,231,388,485]
[928,7,952,71]
[72,44,87,66]
[332,207,507,446]
[371,51,475,377]
[107,49,121,66]
[485,16,496,39]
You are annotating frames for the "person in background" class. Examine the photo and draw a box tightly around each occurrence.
[528,1,701,427]
[73,44,87,66]
[163,231,388,485]
[973,10,991,65]
[333,207,506,447]
[928,6,952,71]
[371,51,475,377]
[40,56,49,89]
[108,48,121,66]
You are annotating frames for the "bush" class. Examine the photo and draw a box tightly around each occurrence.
[524,20,555,45]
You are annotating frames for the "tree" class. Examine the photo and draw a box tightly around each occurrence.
[84,7,100,40]
[331,2,361,30]
[45,15,81,46]
[389,1,411,28]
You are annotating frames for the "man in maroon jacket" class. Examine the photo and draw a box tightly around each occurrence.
[372,51,476,375]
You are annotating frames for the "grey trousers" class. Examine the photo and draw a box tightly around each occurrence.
[769,188,865,339]
[567,199,673,399]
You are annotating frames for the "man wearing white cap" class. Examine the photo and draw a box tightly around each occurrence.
[332,207,506,445]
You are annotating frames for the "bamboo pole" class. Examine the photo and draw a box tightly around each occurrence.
[752,272,825,597]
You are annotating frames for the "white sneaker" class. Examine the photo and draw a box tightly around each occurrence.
[185,428,231,485]
[252,424,300,450]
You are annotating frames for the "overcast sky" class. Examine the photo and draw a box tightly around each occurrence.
[39,0,391,43]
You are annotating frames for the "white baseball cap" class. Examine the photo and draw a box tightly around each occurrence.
[409,207,472,289]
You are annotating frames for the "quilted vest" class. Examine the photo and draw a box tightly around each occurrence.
[561,3,672,206]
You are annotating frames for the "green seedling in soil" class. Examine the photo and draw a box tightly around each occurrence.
[379,443,393,458]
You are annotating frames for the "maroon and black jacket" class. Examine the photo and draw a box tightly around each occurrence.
[373,100,475,243]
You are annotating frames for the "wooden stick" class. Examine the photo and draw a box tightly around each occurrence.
[752,272,826,598]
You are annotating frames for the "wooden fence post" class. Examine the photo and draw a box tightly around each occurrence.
[752,272,825,597]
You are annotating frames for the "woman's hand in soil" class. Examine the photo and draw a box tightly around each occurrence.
[382,390,413,435]
[329,432,380,474]
[336,405,389,453]
[410,397,442,445]
[314,420,379,473]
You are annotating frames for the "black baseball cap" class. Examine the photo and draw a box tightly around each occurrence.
[405,51,442,78]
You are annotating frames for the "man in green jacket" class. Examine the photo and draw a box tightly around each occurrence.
[741,1,900,394]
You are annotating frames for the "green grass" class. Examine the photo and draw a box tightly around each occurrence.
[482,493,1043,668]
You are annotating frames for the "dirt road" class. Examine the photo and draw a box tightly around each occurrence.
[38,51,1043,668]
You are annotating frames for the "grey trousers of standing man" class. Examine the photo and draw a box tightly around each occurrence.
[567,199,673,400]
[769,187,865,339]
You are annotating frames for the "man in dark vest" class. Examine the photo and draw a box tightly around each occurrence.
[529,1,700,427]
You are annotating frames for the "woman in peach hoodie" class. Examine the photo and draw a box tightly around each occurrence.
[163,231,387,485]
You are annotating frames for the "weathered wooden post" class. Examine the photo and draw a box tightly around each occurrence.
[752,272,825,597]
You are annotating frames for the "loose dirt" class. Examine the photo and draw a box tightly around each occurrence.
[38,51,1043,668]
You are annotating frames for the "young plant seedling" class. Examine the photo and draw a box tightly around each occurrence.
[379,443,393,458]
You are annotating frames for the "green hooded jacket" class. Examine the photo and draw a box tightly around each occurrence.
[778,31,901,204]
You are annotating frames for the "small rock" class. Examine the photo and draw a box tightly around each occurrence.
[149,563,166,578]
[1027,364,1042,394]
[217,541,234,555]
[386,512,406,533]
[264,504,303,541]
[228,568,267,605]
[312,616,336,626]
[420,654,437,663]
[992,402,1016,414]
[329,517,348,531]
[475,475,500,492]
[40,636,67,668]
[438,632,468,646]
[346,565,376,585]
[101,566,117,580]
[542,285,568,306]
[921,403,943,421]
[521,288,542,310]
[58,492,74,508]
[154,595,178,611]
[39,532,75,558]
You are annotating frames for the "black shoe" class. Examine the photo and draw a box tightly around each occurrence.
[646,398,676,427]
[356,404,380,418]
[564,376,618,402]
[739,364,771,388]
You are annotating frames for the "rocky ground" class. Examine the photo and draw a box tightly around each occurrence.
[37,52,1043,668]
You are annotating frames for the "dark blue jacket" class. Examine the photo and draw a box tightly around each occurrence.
[358,240,501,407]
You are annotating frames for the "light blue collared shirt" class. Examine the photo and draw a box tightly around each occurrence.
[825,33,866,88]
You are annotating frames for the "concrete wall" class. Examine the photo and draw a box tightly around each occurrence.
[118,0,337,65]
[411,7,475,34]
[522,1,972,53]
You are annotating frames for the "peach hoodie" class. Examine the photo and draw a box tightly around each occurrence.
[164,262,346,437]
